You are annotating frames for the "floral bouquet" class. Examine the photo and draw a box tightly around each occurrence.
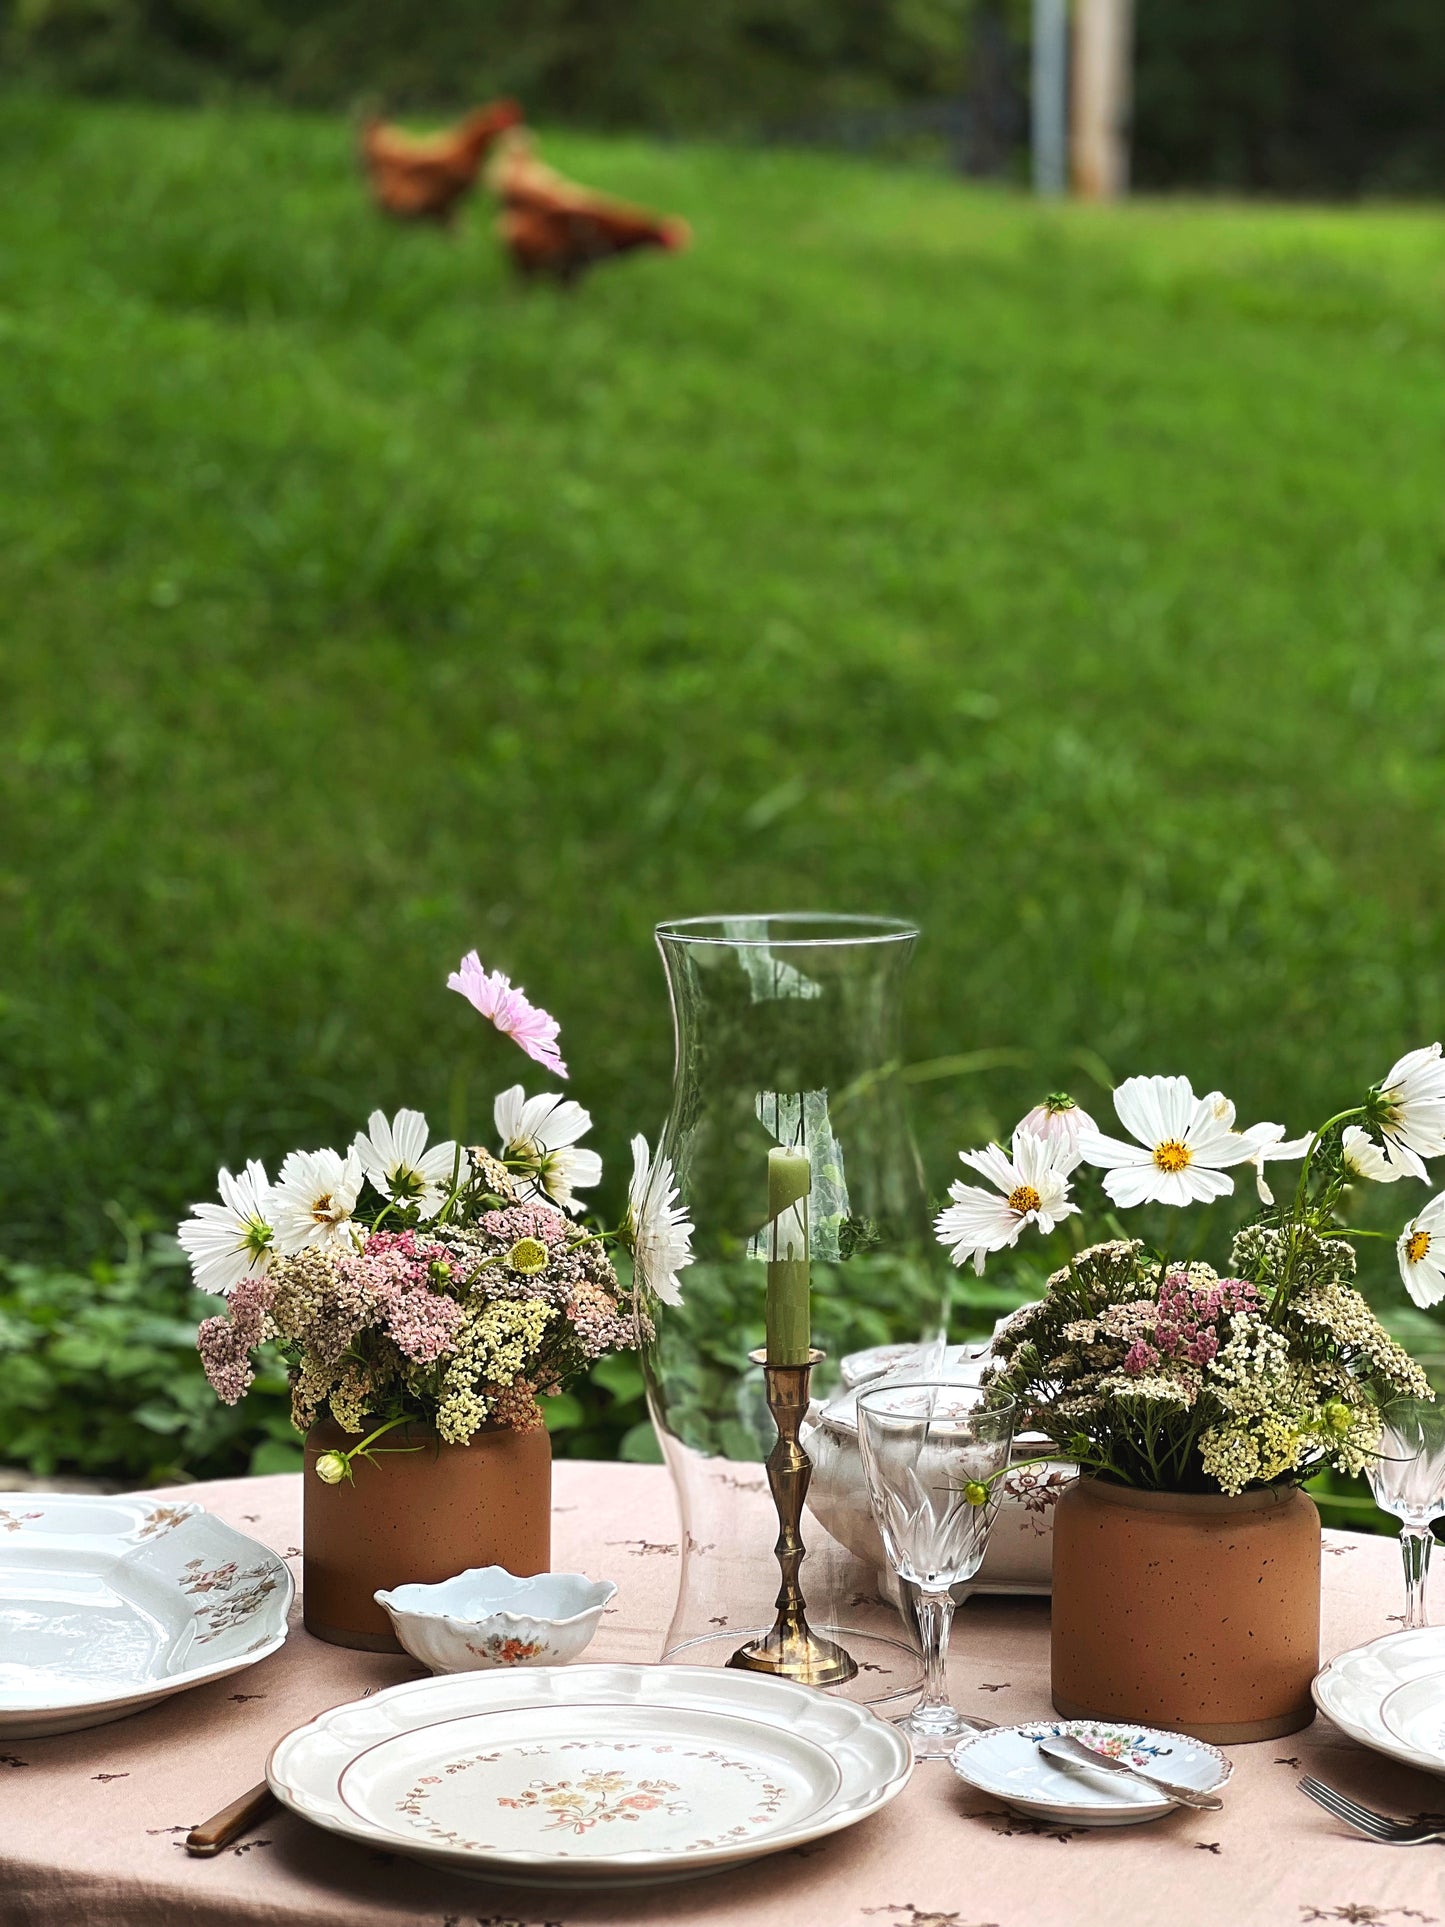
[181,954,695,1478]
[934,1050,1440,1495]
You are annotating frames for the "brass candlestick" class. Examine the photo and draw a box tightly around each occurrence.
[728,1347,858,1687]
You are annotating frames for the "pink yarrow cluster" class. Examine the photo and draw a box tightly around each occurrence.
[197,1273,273,1405]
[1122,1271,1259,1377]
[447,951,567,1077]
[338,1230,463,1364]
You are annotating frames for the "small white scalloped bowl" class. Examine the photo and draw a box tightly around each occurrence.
[374,1567,617,1674]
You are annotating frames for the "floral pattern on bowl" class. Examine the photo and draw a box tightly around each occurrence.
[374,1566,616,1674]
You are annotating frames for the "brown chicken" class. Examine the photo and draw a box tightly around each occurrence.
[360,101,524,225]
[491,136,690,286]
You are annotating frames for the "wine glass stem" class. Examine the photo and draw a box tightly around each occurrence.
[1401,1526,1434,1631]
[914,1586,957,1723]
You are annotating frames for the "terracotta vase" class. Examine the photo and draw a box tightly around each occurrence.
[302,1418,552,1652]
[1050,1476,1321,1742]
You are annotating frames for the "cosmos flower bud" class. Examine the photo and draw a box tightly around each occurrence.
[963,1480,990,1507]
[314,1450,350,1485]
[1322,1400,1352,1436]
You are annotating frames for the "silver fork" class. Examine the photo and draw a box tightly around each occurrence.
[1299,1775,1445,1845]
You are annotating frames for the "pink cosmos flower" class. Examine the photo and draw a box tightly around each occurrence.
[447,951,568,1078]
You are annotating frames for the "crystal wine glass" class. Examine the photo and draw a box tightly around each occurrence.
[856,1381,1015,1758]
[1366,1399,1445,1631]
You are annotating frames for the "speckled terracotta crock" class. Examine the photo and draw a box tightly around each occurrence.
[1050,1476,1321,1742]
[303,1418,551,1652]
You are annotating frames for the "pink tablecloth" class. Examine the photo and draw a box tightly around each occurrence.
[2,1464,1442,1927]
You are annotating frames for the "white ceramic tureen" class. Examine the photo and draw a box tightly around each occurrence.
[375,1567,617,1673]
[801,1329,1074,1598]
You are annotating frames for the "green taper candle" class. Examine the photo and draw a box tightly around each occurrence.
[766,1146,812,1365]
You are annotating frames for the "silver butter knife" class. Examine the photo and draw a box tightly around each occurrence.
[1037,1733,1224,1811]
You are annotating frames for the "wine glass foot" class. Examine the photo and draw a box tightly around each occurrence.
[894,1708,972,1759]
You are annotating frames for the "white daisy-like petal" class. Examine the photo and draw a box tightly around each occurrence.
[1341,1124,1416,1185]
[958,1141,1019,1193]
[1076,1073,1255,1209]
[1237,1121,1313,1206]
[177,1159,275,1297]
[1398,1190,1445,1308]
[269,1146,363,1254]
[1114,1074,1177,1150]
[935,1129,1079,1273]
[625,1135,694,1306]
[352,1108,468,1217]
[1376,1043,1445,1175]
[493,1085,602,1214]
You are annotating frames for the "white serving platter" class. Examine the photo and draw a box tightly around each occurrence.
[950,1720,1232,1828]
[1313,1627,1445,1779]
[269,1662,913,1887]
[0,1492,293,1738]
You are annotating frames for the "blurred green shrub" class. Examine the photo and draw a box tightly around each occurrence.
[0,1223,302,1484]
[3,0,984,125]
[1134,0,1445,197]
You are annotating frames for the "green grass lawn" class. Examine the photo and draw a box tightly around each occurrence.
[2,93,1444,1486]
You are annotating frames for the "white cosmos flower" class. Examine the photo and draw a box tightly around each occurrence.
[494,1085,602,1215]
[934,1130,1080,1275]
[1398,1191,1445,1308]
[1015,1095,1097,1173]
[1237,1121,1314,1206]
[1341,1124,1416,1185]
[352,1108,468,1220]
[269,1146,364,1254]
[1373,1044,1445,1180]
[1076,1075,1255,1208]
[177,1160,275,1297]
[624,1135,694,1306]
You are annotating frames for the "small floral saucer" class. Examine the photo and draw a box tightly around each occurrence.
[950,1721,1232,1827]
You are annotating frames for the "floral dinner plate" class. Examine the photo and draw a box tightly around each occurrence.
[268,1663,913,1887]
[0,1492,292,1738]
[950,1721,1232,1827]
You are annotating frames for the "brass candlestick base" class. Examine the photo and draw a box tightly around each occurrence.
[728,1347,858,1688]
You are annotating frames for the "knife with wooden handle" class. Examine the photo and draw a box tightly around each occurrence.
[185,1782,278,1856]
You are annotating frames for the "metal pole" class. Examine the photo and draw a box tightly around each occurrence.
[1032,0,1069,197]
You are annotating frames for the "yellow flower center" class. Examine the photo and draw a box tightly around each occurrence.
[1008,1184,1042,1215]
[1153,1140,1192,1173]
[310,1193,335,1224]
[1406,1229,1431,1265]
